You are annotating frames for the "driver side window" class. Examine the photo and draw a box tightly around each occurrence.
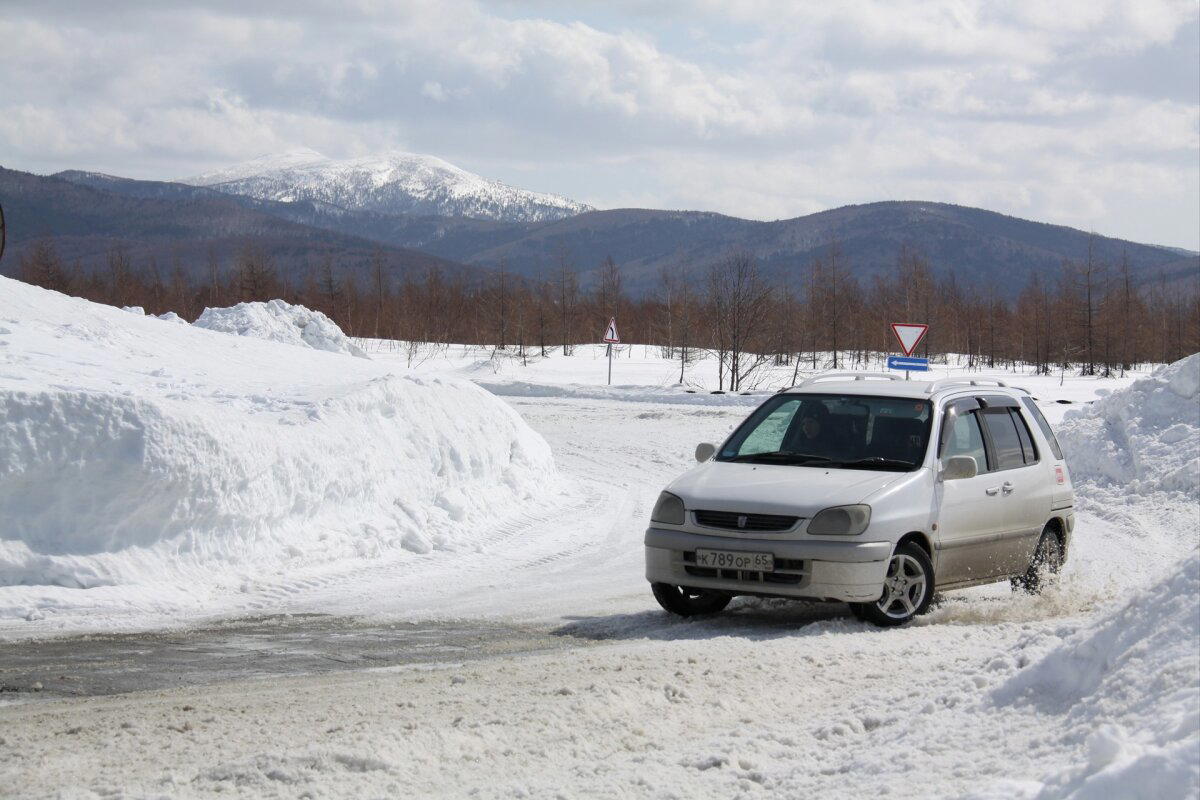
[942,411,989,473]
[739,398,801,455]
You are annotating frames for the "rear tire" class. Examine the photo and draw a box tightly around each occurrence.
[850,542,934,627]
[651,583,732,617]
[1013,529,1063,594]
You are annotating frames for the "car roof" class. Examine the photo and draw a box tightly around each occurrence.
[779,374,1031,402]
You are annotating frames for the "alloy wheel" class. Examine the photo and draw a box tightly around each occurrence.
[876,553,928,620]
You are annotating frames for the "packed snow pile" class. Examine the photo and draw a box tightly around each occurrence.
[1056,354,1200,499]
[194,299,369,358]
[0,278,557,624]
[993,551,1200,798]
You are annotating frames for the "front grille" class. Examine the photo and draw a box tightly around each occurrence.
[693,510,800,532]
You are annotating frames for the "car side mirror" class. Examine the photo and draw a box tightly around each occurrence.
[942,455,978,481]
[695,442,716,462]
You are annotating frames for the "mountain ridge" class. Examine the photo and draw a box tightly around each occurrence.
[0,166,475,284]
[8,165,1196,300]
[180,149,592,224]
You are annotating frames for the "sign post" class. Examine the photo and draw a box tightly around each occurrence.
[602,317,620,385]
[889,322,929,380]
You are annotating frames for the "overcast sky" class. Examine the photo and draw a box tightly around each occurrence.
[2,1,1198,248]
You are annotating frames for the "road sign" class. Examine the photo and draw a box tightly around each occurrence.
[887,355,930,372]
[602,317,620,344]
[602,317,620,385]
[890,322,928,356]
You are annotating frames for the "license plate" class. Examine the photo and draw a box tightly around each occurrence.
[694,549,774,572]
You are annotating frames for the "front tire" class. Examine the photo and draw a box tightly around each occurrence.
[851,542,934,627]
[651,583,732,617]
[1013,529,1063,594]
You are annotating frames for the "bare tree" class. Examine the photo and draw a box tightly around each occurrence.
[235,243,277,301]
[18,240,70,294]
[1069,236,1105,376]
[370,248,388,339]
[489,259,511,350]
[707,251,774,391]
[106,244,133,307]
[206,246,223,309]
[555,249,579,355]
[596,255,623,327]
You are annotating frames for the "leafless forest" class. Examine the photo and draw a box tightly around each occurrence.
[16,238,1199,390]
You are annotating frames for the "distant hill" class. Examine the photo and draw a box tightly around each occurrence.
[407,202,1199,296]
[12,166,1198,300]
[0,167,473,283]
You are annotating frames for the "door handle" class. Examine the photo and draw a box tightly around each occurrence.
[1002,481,1014,495]
[985,486,1000,496]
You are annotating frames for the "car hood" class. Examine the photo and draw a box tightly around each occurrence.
[666,461,907,518]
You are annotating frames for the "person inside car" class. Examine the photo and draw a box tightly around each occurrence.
[790,400,836,452]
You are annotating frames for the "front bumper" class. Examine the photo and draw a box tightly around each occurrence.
[644,527,891,603]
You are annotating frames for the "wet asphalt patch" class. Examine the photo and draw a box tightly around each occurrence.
[0,615,569,701]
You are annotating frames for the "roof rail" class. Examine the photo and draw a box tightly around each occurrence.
[795,371,904,388]
[924,377,1009,394]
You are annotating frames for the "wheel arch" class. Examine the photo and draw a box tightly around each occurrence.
[896,530,933,558]
[1044,515,1067,553]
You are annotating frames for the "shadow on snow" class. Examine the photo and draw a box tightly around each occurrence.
[551,597,873,642]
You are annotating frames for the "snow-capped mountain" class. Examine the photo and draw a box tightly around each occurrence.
[180,149,592,223]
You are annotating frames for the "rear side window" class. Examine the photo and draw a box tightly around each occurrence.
[981,409,1025,470]
[1010,408,1039,464]
[1020,397,1064,460]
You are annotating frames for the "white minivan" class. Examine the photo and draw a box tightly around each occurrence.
[645,373,1075,626]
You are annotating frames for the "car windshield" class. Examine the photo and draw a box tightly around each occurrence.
[715,393,933,471]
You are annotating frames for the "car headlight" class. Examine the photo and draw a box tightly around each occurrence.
[651,491,686,525]
[807,505,871,536]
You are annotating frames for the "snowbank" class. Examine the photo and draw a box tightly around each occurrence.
[0,278,558,625]
[993,551,1200,798]
[194,299,369,358]
[1057,354,1200,499]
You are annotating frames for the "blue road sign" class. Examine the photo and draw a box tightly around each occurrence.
[887,355,930,371]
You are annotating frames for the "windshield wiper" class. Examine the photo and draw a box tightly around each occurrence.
[725,451,833,465]
[834,457,917,471]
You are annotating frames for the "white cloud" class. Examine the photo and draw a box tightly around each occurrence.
[0,0,1196,247]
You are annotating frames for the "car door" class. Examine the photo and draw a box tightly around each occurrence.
[933,398,1010,585]
[976,401,1049,574]
[1004,405,1053,565]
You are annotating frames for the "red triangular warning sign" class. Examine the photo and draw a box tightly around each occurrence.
[890,322,928,356]
[602,317,620,343]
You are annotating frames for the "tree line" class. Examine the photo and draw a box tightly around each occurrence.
[14,238,1199,389]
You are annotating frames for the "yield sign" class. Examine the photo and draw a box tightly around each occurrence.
[602,317,620,344]
[890,322,928,356]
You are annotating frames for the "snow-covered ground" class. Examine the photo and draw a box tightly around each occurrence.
[1,282,1196,799]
